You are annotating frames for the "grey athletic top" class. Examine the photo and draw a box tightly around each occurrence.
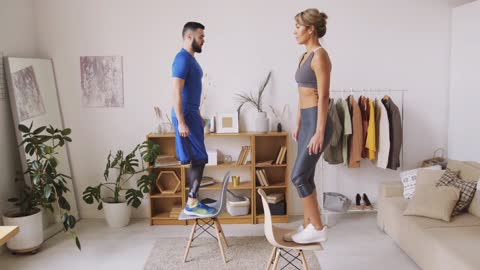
[295,47,322,88]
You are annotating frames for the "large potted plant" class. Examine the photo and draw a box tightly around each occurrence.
[2,123,80,252]
[82,141,160,228]
[236,71,272,133]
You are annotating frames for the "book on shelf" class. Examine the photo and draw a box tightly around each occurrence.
[154,155,181,167]
[279,146,287,164]
[256,169,270,186]
[256,169,266,186]
[267,193,285,204]
[236,146,251,165]
[256,160,275,166]
[274,146,287,165]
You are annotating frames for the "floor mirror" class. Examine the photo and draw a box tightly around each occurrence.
[4,57,79,239]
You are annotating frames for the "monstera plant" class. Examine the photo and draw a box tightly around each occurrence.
[82,141,160,228]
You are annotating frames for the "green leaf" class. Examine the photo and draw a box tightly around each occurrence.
[126,189,143,208]
[97,202,103,210]
[44,185,52,199]
[75,236,81,250]
[19,124,30,133]
[32,126,46,135]
[67,215,76,229]
[58,196,71,211]
[64,137,72,142]
[61,128,72,136]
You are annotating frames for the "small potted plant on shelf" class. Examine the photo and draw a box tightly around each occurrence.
[236,71,272,133]
[82,141,160,228]
[2,123,80,252]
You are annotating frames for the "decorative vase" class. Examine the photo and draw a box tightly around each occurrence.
[254,112,269,133]
[102,198,131,228]
[277,122,282,132]
[2,208,43,253]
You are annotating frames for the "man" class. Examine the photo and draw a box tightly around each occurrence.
[172,22,214,217]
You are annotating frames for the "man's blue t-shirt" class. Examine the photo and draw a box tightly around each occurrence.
[172,48,203,112]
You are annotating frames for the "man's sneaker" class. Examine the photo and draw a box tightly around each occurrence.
[291,224,327,244]
[183,202,217,218]
[283,225,304,242]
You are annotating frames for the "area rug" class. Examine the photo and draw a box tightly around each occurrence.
[144,236,321,269]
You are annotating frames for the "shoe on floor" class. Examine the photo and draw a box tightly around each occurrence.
[291,224,327,244]
[283,225,304,242]
[183,202,216,218]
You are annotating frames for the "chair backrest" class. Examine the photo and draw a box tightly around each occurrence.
[211,171,231,217]
[257,189,279,246]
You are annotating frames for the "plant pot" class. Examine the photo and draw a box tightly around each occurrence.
[2,208,43,253]
[254,111,269,133]
[102,198,131,228]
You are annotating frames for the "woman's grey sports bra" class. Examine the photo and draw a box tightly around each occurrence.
[295,47,322,88]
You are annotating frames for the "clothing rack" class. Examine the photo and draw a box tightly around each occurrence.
[320,89,407,225]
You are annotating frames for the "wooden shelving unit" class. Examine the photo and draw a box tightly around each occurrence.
[146,132,289,225]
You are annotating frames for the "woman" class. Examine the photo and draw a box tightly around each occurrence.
[285,8,333,244]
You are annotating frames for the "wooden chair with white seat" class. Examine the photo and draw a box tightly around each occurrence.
[258,189,322,270]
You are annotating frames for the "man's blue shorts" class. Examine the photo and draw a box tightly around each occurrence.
[172,109,208,166]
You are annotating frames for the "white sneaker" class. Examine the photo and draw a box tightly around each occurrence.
[291,224,327,244]
[283,225,304,242]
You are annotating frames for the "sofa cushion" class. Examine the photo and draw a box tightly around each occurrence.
[437,168,477,216]
[400,165,442,199]
[426,226,480,270]
[448,160,480,181]
[382,196,480,229]
[404,184,460,222]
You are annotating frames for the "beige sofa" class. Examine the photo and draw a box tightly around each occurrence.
[377,160,480,270]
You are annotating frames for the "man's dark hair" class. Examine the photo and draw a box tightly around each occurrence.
[182,22,205,38]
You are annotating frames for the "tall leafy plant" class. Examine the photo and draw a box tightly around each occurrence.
[236,71,272,113]
[82,141,160,210]
[8,122,81,250]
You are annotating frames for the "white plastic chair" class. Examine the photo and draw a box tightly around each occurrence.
[258,189,323,270]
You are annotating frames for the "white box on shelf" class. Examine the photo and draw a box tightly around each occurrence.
[207,149,218,165]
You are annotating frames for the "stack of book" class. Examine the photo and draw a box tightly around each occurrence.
[274,146,287,165]
[266,193,285,204]
[256,169,270,186]
[154,155,181,167]
[236,146,251,165]
[169,207,182,218]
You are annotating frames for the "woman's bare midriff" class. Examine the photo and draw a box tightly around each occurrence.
[298,87,319,109]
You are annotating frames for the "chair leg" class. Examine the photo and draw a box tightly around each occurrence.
[183,220,198,263]
[300,250,309,270]
[266,247,277,270]
[215,219,229,247]
[272,249,280,270]
[213,219,227,264]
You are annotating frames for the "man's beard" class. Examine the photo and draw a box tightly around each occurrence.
[192,39,202,53]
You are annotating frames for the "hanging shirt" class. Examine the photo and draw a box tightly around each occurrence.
[348,95,363,168]
[375,99,390,169]
[382,96,403,170]
[358,96,370,159]
[337,98,352,166]
[324,98,343,164]
[366,98,377,160]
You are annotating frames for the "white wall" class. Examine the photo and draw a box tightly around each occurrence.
[0,0,37,223]
[448,0,480,161]
[33,0,452,218]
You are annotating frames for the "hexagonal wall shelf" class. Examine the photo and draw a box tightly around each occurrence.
[156,171,181,194]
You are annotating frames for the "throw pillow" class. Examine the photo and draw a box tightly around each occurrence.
[403,184,460,222]
[436,168,478,216]
[400,165,441,199]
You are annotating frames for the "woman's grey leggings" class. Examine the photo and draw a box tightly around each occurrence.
[291,106,333,198]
